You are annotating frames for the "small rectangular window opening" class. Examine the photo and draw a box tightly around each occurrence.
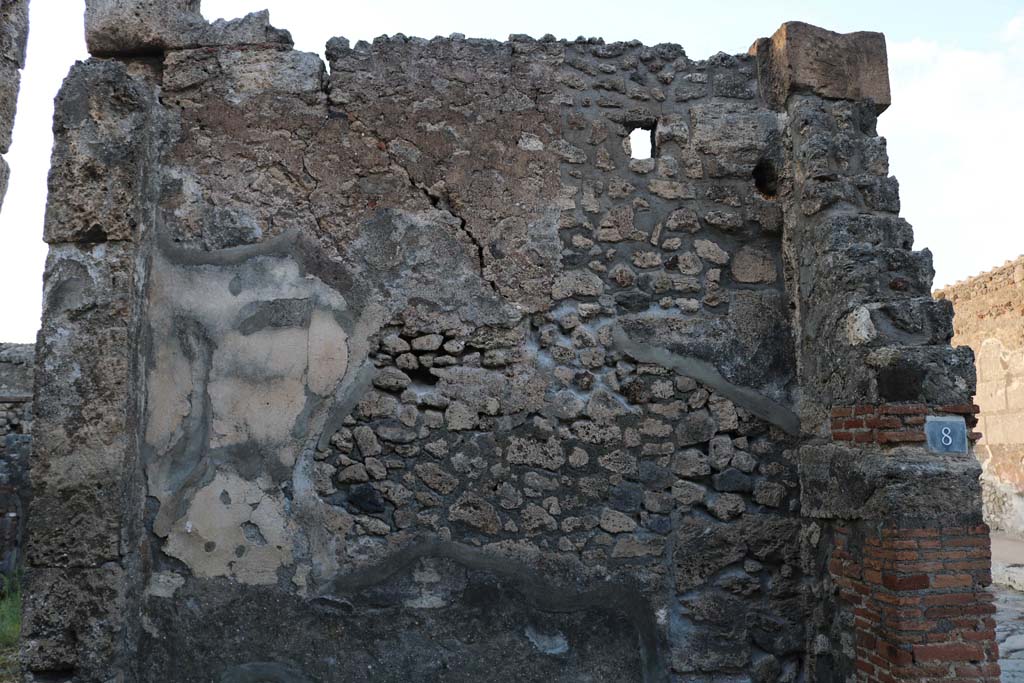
[629,126,655,160]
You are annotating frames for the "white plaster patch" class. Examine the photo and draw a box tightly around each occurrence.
[208,376,307,449]
[216,327,309,379]
[307,308,349,396]
[163,471,293,585]
[143,339,193,454]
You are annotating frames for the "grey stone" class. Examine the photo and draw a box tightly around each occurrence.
[599,507,637,533]
[708,493,747,520]
[449,493,500,534]
[672,449,712,478]
[753,480,786,508]
[712,468,753,493]
[412,334,444,351]
[415,463,459,495]
[677,410,717,446]
[84,1,292,56]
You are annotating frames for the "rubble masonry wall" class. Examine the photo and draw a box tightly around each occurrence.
[20,3,999,682]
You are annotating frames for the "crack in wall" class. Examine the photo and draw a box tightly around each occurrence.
[341,111,502,297]
[420,183,501,297]
[299,116,330,237]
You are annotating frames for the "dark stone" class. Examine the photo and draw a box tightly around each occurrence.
[712,468,753,493]
[638,461,675,490]
[645,514,672,535]
[608,482,644,512]
[348,484,385,514]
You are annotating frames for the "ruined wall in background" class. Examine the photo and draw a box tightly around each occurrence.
[937,257,1024,536]
[0,343,31,575]
[0,0,29,212]
[21,3,999,682]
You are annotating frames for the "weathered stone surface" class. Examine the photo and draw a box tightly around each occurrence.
[21,566,128,674]
[0,59,19,155]
[43,60,166,243]
[674,515,748,591]
[0,342,32,575]
[84,1,291,56]
[0,0,29,69]
[749,21,891,113]
[799,444,984,526]
[0,342,32,399]
[30,241,137,568]
[0,0,29,214]
[0,156,7,209]
[731,245,777,283]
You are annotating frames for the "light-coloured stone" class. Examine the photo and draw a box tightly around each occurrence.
[749,21,891,113]
[695,239,730,265]
[730,246,777,283]
[599,508,637,533]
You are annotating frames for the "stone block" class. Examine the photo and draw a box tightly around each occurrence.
[799,444,983,526]
[750,21,891,113]
[984,413,1024,445]
[162,45,326,100]
[0,59,20,153]
[689,101,778,158]
[21,566,128,676]
[43,60,163,243]
[0,155,7,214]
[85,0,202,55]
[0,0,30,68]
[975,338,1008,375]
[85,0,292,55]
[866,344,975,404]
[0,342,33,400]
[1006,376,1024,411]
[29,242,136,567]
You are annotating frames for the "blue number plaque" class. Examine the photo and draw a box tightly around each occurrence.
[924,415,968,454]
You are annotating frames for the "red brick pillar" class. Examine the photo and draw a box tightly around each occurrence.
[829,523,999,682]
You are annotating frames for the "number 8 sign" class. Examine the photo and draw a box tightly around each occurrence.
[924,416,968,454]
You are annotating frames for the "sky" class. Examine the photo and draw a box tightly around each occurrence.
[0,0,1022,343]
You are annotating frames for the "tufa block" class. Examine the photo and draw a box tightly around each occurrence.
[749,21,891,113]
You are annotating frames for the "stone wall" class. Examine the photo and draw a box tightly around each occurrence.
[21,4,998,682]
[0,0,29,212]
[0,343,32,576]
[936,257,1024,536]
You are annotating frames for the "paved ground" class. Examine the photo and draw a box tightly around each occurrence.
[996,586,1024,680]
[994,532,1024,680]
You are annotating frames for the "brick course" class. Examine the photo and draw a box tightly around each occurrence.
[831,404,982,446]
[829,524,1000,682]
